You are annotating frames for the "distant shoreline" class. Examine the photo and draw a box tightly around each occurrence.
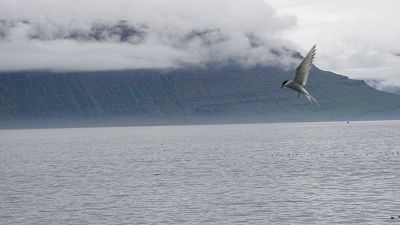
[1,118,400,130]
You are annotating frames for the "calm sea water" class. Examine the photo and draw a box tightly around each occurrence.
[1,121,400,224]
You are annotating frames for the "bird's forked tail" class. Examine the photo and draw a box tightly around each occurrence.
[305,94,319,104]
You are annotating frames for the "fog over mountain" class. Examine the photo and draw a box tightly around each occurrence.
[1,0,400,128]
[0,0,300,71]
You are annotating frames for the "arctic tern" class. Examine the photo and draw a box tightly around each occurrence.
[281,45,318,104]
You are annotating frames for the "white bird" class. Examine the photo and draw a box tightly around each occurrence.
[281,45,318,104]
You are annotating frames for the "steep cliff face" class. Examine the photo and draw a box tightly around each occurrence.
[0,66,399,127]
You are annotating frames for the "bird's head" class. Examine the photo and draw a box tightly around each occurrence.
[281,80,288,89]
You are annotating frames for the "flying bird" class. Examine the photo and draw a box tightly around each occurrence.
[281,45,318,104]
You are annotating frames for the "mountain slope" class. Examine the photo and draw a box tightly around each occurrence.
[1,66,400,128]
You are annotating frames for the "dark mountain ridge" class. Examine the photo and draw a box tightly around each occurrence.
[1,65,400,128]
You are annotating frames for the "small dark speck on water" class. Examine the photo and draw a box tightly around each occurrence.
[3,121,400,224]
[391,216,394,219]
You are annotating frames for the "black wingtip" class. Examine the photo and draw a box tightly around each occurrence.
[311,44,317,52]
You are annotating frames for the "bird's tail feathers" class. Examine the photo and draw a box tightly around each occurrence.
[305,94,319,104]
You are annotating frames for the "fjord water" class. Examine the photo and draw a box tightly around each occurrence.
[1,121,400,224]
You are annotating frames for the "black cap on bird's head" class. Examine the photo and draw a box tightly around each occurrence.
[281,80,288,89]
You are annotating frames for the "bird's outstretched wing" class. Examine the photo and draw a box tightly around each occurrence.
[294,45,316,86]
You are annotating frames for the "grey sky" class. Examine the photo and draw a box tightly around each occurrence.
[267,0,400,86]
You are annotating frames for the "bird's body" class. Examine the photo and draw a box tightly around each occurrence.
[281,45,318,104]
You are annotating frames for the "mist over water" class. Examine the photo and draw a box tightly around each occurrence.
[1,121,400,224]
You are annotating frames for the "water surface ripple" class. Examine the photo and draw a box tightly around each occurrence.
[1,121,400,224]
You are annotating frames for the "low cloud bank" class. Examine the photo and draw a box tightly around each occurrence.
[0,0,299,71]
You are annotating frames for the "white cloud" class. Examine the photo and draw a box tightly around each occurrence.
[0,0,299,71]
[267,0,400,86]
